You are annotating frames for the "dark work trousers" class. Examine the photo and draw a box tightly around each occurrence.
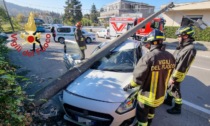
[32,38,43,51]
[52,34,56,42]
[167,83,182,104]
[81,49,85,60]
[136,101,155,125]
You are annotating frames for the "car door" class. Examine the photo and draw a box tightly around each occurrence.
[65,27,75,40]
[63,40,83,69]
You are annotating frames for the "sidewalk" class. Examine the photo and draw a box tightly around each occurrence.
[165,38,210,57]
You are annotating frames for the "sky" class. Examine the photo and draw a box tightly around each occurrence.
[5,0,204,14]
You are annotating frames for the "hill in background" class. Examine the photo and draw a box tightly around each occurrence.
[0,0,62,24]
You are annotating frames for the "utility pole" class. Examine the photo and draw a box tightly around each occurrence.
[3,0,14,32]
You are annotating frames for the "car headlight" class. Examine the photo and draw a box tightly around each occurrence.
[116,91,138,114]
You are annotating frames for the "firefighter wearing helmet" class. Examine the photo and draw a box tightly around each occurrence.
[164,26,197,114]
[123,29,175,126]
[75,22,86,60]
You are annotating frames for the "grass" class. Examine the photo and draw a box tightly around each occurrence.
[2,23,24,33]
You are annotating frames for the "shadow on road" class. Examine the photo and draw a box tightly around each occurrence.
[7,48,67,95]
[164,39,208,51]
[88,41,102,45]
[153,75,210,126]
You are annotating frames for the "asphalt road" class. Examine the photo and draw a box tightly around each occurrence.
[6,33,210,126]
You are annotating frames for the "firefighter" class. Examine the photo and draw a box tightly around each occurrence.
[74,22,86,60]
[164,26,197,114]
[124,29,175,126]
[141,36,150,51]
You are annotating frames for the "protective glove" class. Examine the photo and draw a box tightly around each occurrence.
[123,83,134,91]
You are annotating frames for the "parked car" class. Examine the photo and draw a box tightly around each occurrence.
[82,29,96,43]
[43,24,52,32]
[0,32,9,41]
[96,28,110,39]
[55,26,96,44]
[36,25,45,32]
[61,39,147,126]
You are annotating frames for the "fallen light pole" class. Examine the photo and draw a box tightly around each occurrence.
[33,2,175,106]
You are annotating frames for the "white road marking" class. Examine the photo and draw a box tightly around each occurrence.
[198,55,210,58]
[192,65,210,71]
[183,100,210,115]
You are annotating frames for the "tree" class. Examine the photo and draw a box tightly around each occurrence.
[83,14,90,19]
[49,12,62,24]
[90,4,99,24]
[100,7,104,12]
[33,13,39,18]
[64,0,83,25]
[81,18,92,26]
[16,13,25,23]
[0,6,7,31]
[0,6,7,21]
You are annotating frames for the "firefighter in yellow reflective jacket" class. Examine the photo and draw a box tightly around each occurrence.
[75,22,86,60]
[164,26,197,114]
[124,29,175,126]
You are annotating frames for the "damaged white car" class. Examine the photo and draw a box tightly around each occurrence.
[62,39,146,126]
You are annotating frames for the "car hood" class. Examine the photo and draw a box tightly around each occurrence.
[66,69,133,103]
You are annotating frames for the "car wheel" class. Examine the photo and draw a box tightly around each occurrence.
[58,37,65,44]
[86,37,92,44]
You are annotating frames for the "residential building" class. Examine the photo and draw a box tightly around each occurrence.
[162,1,210,27]
[99,0,154,20]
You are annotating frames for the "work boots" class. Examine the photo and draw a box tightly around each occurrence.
[167,103,182,114]
[148,119,152,126]
[163,95,173,106]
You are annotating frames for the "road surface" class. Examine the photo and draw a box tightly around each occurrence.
[6,33,210,126]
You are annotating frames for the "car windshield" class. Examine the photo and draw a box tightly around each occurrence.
[91,49,135,72]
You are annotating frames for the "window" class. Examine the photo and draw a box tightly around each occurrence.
[57,28,71,33]
[181,15,203,26]
[91,49,136,72]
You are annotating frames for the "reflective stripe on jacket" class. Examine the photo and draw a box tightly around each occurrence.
[131,46,175,107]
[172,40,196,83]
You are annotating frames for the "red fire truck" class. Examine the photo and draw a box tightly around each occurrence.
[109,17,165,40]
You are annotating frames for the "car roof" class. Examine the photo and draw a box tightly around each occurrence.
[99,39,140,52]
[61,26,76,28]
[114,39,140,51]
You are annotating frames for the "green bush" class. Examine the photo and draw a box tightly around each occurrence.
[0,39,32,125]
[164,26,210,42]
